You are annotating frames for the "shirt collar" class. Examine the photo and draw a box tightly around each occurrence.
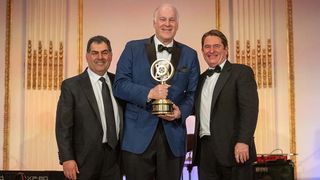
[154,35,173,50]
[87,68,109,82]
[209,59,227,70]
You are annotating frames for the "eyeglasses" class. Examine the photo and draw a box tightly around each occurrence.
[203,44,223,50]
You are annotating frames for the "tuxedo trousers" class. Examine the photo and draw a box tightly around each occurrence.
[78,143,121,180]
[122,122,185,180]
[198,136,253,180]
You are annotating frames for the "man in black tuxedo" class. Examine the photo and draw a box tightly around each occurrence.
[56,35,122,180]
[192,29,259,180]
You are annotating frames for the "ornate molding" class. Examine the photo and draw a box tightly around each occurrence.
[78,0,83,74]
[215,0,220,30]
[267,39,273,88]
[27,40,32,89]
[287,0,297,177]
[37,41,43,90]
[49,41,53,90]
[59,42,64,89]
[54,51,58,90]
[43,49,48,89]
[26,41,64,90]
[257,40,262,88]
[234,39,273,89]
[32,49,37,89]
[3,0,12,170]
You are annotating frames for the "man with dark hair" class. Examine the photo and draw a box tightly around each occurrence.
[56,35,122,180]
[193,29,259,180]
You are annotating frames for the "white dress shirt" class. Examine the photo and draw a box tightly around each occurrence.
[154,36,173,61]
[87,68,120,143]
[199,60,226,137]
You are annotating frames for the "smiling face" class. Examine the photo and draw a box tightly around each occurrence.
[153,4,179,45]
[202,35,228,68]
[86,42,112,76]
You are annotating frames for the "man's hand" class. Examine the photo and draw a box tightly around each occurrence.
[158,104,181,121]
[234,142,249,163]
[148,84,170,100]
[63,160,79,180]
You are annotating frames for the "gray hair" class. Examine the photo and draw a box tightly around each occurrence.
[153,3,179,22]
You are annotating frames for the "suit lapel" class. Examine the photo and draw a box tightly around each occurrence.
[79,70,102,125]
[145,36,181,85]
[108,72,124,141]
[171,41,181,70]
[210,61,232,118]
[145,36,157,67]
[195,73,207,132]
[145,37,159,86]
[107,72,114,83]
[195,73,207,112]
[167,40,181,85]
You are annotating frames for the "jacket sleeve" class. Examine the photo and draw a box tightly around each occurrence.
[237,66,259,145]
[55,80,75,164]
[113,42,151,107]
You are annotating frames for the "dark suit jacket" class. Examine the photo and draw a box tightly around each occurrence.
[55,70,123,167]
[113,36,200,157]
[192,60,259,166]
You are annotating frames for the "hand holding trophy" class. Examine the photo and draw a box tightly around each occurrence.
[150,59,175,115]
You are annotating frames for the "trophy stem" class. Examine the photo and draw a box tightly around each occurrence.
[150,59,175,115]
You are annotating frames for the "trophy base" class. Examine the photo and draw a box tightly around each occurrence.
[152,99,173,115]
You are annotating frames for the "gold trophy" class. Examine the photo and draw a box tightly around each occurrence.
[150,59,175,115]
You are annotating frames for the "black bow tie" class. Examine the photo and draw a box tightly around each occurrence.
[158,44,173,54]
[206,66,221,77]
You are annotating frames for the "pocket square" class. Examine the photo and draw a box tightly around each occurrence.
[176,67,190,73]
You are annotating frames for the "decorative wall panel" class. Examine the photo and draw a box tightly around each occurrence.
[232,0,277,153]
[23,0,66,169]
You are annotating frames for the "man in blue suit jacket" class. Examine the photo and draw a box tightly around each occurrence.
[113,3,200,180]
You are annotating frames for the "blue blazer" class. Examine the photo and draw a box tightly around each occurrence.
[113,36,200,157]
